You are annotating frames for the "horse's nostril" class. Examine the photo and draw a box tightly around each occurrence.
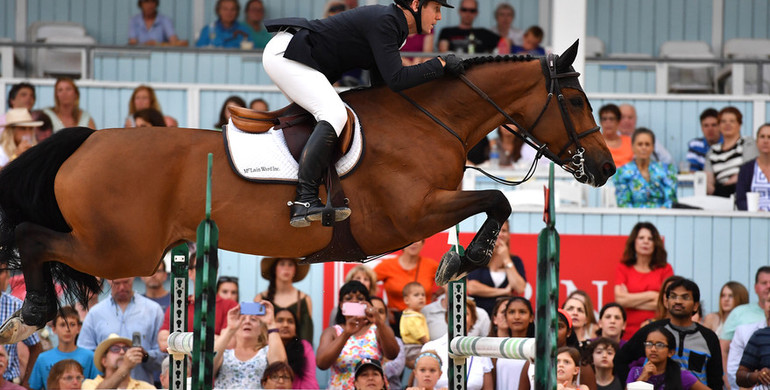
[602,161,616,177]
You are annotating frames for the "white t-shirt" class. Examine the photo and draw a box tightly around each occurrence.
[496,358,526,390]
[422,334,493,390]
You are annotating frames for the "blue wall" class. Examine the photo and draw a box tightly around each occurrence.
[723,0,770,42]
[1,1,15,40]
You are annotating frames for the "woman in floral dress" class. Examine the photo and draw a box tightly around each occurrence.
[613,128,677,208]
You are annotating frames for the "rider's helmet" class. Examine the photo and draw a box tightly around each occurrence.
[394,0,454,34]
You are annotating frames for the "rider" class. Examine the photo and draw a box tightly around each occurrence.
[263,0,464,228]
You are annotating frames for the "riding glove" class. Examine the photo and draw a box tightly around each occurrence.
[442,54,465,76]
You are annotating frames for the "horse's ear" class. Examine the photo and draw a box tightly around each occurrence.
[557,40,580,71]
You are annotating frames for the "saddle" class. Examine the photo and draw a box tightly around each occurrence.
[228,104,356,161]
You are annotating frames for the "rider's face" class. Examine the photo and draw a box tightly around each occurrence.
[420,2,442,34]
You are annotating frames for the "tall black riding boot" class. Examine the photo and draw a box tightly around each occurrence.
[289,120,351,227]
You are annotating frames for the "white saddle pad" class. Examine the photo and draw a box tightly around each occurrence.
[223,106,364,183]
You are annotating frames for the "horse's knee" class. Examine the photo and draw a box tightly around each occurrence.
[488,190,512,221]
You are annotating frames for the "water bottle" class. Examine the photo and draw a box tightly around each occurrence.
[489,150,500,168]
[468,33,476,54]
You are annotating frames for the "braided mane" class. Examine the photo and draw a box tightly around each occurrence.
[460,54,539,70]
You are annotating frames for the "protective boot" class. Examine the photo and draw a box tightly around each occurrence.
[289,120,351,227]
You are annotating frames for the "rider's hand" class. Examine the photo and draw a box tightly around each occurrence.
[442,54,465,77]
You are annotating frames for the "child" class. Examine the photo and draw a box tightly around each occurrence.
[626,327,708,390]
[408,350,443,390]
[29,306,99,390]
[400,282,430,368]
[497,297,534,389]
[590,337,622,390]
[512,26,546,56]
[557,347,590,390]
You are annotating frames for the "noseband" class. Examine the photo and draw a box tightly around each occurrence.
[459,53,600,181]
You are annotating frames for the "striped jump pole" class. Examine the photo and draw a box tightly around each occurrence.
[449,336,536,361]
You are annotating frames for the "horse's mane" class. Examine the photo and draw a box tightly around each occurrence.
[460,54,539,70]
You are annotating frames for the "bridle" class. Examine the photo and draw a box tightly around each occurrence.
[398,53,601,184]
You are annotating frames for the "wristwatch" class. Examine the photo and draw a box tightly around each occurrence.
[504,262,513,269]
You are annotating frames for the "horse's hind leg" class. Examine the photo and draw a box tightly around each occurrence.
[0,223,77,344]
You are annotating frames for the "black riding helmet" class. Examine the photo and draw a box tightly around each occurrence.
[394,0,454,35]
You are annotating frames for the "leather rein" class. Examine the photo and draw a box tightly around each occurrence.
[398,53,601,185]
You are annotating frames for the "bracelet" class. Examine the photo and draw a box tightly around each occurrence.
[267,328,279,334]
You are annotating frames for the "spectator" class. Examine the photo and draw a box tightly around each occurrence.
[316,281,399,390]
[0,108,41,168]
[213,302,287,388]
[370,296,405,390]
[353,358,386,390]
[249,98,269,112]
[686,108,721,172]
[400,282,430,368]
[0,269,41,387]
[421,299,494,390]
[705,106,758,197]
[81,334,155,389]
[511,26,545,56]
[157,252,238,352]
[647,276,685,326]
[599,104,632,167]
[128,0,186,46]
[616,279,722,388]
[625,327,708,390]
[613,128,678,208]
[557,346,590,390]
[589,338,622,390]
[29,307,98,390]
[374,240,439,335]
[42,78,96,132]
[492,3,523,53]
[490,298,510,337]
[46,359,83,390]
[124,85,176,128]
[568,291,600,341]
[214,95,246,129]
[438,0,500,53]
[140,260,170,313]
[158,357,169,389]
[30,110,53,142]
[409,351,442,390]
[216,275,239,302]
[329,265,378,327]
[323,1,346,18]
[77,278,164,385]
[497,297,533,389]
[1,82,36,126]
[260,361,295,389]
[134,109,166,127]
[617,104,673,165]
[422,283,490,340]
[595,303,627,347]
[401,32,434,66]
[614,222,674,339]
[467,220,527,317]
[727,296,769,390]
[719,266,770,386]
[243,0,271,49]
[702,281,748,336]
[274,308,318,389]
[736,312,770,388]
[564,295,595,346]
[0,345,23,390]
[735,123,770,211]
[196,0,256,48]
[254,257,313,344]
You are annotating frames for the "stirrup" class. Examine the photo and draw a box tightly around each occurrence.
[288,201,351,228]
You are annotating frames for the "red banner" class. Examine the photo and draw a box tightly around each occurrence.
[323,232,630,324]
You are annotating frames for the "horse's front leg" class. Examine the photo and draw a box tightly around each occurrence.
[416,189,511,285]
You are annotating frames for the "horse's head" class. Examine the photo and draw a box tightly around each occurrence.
[523,40,615,186]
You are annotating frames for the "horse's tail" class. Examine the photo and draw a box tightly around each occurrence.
[0,127,102,306]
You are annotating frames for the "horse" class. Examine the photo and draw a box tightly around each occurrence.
[0,41,614,344]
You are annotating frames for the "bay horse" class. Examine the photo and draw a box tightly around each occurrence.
[0,41,614,344]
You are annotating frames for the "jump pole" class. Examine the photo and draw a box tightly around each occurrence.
[447,162,558,390]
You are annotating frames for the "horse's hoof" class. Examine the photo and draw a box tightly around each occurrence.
[436,251,462,286]
[0,310,40,344]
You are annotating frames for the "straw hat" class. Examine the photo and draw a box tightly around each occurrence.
[260,257,309,282]
[93,333,132,372]
[2,108,43,128]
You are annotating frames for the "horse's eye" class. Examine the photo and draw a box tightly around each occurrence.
[570,97,583,107]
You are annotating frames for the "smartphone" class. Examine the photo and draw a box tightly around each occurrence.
[341,302,367,317]
[132,332,141,347]
[240,302,266,316]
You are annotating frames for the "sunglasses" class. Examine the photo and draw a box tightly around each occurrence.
[108,345,130,354]
[329,4,346,13]
[460,7,478,13]
[218,276,239,284]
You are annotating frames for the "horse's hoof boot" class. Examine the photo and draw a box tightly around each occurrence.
[0,310,39,344]
[435,251,461,286]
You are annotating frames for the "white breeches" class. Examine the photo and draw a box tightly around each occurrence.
[263,31,347,136]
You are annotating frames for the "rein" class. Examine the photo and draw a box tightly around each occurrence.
[399,53,600,184]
